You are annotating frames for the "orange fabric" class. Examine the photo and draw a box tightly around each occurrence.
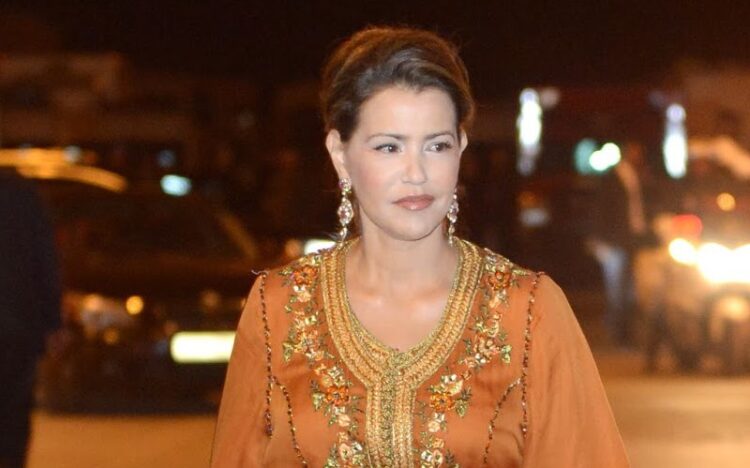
[211,252,629,467]
[521,278,630,467]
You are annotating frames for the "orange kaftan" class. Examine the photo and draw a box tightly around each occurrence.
[211,239,629,467]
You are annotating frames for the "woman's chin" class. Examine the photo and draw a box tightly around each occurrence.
[374,220,445,243]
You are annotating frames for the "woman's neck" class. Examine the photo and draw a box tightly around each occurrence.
[348,227,458,294]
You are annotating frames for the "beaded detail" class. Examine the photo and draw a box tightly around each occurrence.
[520,273,544,439]
[482,378,521,465]
[257,271,274,437]
[273,376,309,466]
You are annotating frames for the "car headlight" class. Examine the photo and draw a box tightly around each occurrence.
[170,331,235,364]
[668,238,697,265]
[712,295,750,321]
[736,245,750,280]
[64,292,141,338]
[697,243,750,284]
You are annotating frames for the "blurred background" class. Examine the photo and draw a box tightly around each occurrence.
[1,1,750,467]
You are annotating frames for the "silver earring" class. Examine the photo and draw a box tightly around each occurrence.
[447,191,459,245]
[337,178,354,242]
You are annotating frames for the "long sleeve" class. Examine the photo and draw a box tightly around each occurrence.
[522,276,630,467]
[211,274,270,467]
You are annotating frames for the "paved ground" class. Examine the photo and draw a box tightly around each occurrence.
[607,374,750,468]
[27,412,215,468]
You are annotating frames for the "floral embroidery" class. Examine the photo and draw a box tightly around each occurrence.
[481,250,528,309]
[280,254,366,467]
[428,374,471,416]
[416,251,528,467]
[325,432,366,468]
[280,255,325,363]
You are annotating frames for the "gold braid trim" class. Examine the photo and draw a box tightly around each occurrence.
[322,239,483,468]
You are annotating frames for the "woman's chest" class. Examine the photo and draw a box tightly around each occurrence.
[264,243,532,466]
[346,282,452,352]
[267,357,525,468]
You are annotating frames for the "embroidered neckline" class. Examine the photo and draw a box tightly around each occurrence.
[278,239,531,467]
[321,238,483,467]
[323,238,478,386]
[337,237,465,358]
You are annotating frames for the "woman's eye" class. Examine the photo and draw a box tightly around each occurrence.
[429,142,453,152]
[375,143,400,153]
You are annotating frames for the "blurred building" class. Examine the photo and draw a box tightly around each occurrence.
[0,52,259,181]
[676,62,750,146]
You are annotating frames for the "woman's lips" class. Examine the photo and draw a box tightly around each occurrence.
[394,195,435,211]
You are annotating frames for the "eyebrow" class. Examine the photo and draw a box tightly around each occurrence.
[366,131,456,142]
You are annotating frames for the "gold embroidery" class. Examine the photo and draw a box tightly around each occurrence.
[280,255,326,364]
[415,250,529,467]
[464,252,529,371]
[322,239,483,468]
[279,253,367,467]
[279,240,534,467]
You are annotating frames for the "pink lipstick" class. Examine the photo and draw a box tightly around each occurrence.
[394,195,435,211]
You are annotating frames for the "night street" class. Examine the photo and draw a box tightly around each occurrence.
[608,374,750,468]
[26,348,750,468]
[4,3,750,467]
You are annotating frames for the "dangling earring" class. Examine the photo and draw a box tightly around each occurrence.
[447,190,459,245]
[337,178,354,242]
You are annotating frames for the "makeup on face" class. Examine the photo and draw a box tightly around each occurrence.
[393,194,436,211]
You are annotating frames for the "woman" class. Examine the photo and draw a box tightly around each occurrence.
[212,26,629,467]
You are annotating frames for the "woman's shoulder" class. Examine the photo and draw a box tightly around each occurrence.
[464,240,537,293]
[239,248,334,340]
[254,245,336,297]
[466,240,568,321]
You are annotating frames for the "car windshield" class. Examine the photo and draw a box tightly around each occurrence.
[39,183,248,259]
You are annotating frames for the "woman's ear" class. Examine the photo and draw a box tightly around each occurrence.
[459,129,469,155]
[326,129,349,179]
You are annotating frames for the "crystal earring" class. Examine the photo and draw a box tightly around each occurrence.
[337,178,354,242]
[447,190,459,245]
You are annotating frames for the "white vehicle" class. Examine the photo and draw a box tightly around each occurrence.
[635,165,750,373]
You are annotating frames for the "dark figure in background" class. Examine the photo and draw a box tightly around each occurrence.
[587,143,650,346]
[0,169,61,468]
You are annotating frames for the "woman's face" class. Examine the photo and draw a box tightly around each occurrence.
[327,86,467,242]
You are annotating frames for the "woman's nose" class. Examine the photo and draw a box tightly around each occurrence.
[402,149,427,184]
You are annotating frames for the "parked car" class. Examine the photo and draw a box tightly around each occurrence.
[31,177,289,410]
[0,149,288,410]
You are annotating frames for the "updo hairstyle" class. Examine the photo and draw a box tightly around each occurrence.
[320,26,475,142]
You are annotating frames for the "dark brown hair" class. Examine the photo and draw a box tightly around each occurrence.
[320,26,475,141]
